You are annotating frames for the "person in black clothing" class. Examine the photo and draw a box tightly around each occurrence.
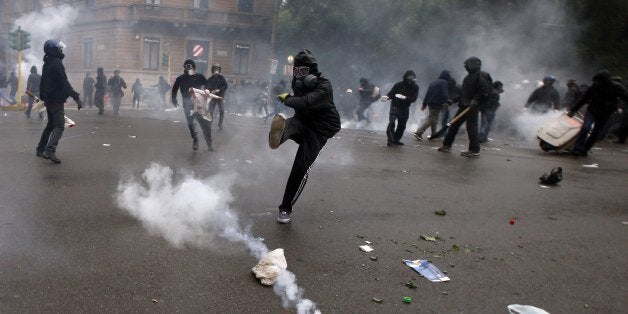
[171,59,213,151]
[438,56,492,157]
[568,70,628,156]
[561,79,581,111]
[36,39,82,164]
[82,72,95,108]
[479,80,504,143]
[382,70,419,146]
[6,72,18,103]
[131,78,143,109]
[108,69,127,115]
[269,49,341,224]
[153,75,171,110]
[206,64,228,130]
[442,77,461,129]
[25,66,42,119]
[611,77,628,144]
[356,78,377,123]
[524,76,560,114]
[94,67,106,115]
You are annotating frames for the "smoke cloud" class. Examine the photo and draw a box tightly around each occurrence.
[12,4,79,77]
[115,163,319,314]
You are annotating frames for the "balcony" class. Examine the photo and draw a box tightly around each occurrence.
[76,4,272,30]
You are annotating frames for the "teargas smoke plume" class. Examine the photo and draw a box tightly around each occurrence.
[115,163,320,314]
[13,4,80,76]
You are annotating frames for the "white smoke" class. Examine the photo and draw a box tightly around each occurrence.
[512,110,563,142]
[115,163,320,314]
[13,4,79,77]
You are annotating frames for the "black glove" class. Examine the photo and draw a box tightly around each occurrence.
[76,98,83,110]
[469,99,479,108]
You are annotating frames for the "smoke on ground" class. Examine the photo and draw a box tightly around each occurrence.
[115,163,320,314]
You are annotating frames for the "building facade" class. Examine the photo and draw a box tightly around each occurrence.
[1,0,279,103]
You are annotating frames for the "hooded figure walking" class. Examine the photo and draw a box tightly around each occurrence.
[382,70,419,146]
[438,57,492,157]
[171,59,213,151]
[25,65,42,119]
[36,40,83,164]
[94,67,106,115]
[414,70,450,140]
[269,49,341,223]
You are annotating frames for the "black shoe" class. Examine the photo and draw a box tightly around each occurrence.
[387,141,394,147]
[277,210,291,224]
[192,139,199,151]
[42,151,61,164]
[460,151,481,158]
[437,145,451,152]
[36,151,45,158]
[393,141,405,146]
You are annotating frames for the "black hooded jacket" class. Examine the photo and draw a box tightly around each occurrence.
[206,73,228,97]
[171,73,207,106]
[40,50,79,103]
[572,71,628,117]
[461,57,492,108]
[284,75,341,139]
[358,78,375,104]
[423,70,451,109]
[387,70,419,109]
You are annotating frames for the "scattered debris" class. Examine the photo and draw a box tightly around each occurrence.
[405,281,418,289]
[369,256,378,261]
[252,249,287,286]
[451,244,460,251]
[128,135,136,138]
[420,235,437,242]
[372,297,383,303]
[364,240,372,245]
[244,160,253,164]
[539,167,562,185]
[582,163,599,168]
[506,304,550,314]
[102,144,111,147]
[509,219,515,225]
[621,221,628,225]
[359,245,374,252]
[152,299,159,303]
[434,210,447,216]
[404,259,450,282]
[402,296,413,303]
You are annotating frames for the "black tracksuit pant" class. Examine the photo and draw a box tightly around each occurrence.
[279,117,327,213]
[443,105,480,153]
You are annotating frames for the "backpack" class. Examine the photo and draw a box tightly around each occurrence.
[371,85,381,101]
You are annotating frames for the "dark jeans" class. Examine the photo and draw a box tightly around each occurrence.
[25,95,43,118]
[133,94,141,108]
[183,102,212,148]
[441,106,450,129]
[83,89,93,107]
[94,91,105,112]
[111,95,122,115]
[573,111,611,153]
[36,102,65,153]
[279,117,328,213]
[479,109,496,142]
[356,101,372,122]
[443,106,480,153]
[386,106,410,143]
[209,98,225,128]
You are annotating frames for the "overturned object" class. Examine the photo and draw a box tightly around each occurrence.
[252,248,287,286]
[539,167,562,185]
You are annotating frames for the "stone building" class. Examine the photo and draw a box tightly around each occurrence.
[1,0,279,104]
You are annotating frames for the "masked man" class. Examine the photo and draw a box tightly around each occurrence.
[108,69,127,116]
[36,39,83,164]
[171,59,213,151]
[269,49,341,223]
[382,70,419,146]
[206,64,228,130]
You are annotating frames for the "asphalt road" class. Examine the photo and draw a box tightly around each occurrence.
[1,106,627,313]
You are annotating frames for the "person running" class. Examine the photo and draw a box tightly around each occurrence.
[382,70,419,146]
[414,70,450,140]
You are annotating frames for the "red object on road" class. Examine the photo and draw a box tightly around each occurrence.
[509,218,515,225]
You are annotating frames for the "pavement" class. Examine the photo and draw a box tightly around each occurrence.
[1,105,627,313]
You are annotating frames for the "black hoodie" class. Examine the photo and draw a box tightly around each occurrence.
[572,70,628,117]
[39,49,79,103]
[387,70,419,109]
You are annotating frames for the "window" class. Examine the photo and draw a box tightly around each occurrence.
[143,37,161,70]
[145,0,161,4]
[83,38,93,68]
[194,0,209,9]
[233,44,250,75]
[85,0,95,8]
[238,0,253,13]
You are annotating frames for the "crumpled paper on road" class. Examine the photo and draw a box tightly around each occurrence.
[252,248,287,286]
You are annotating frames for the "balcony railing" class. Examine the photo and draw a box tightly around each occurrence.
[75,4,272,29]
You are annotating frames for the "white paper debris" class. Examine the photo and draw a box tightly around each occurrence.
[252,248,287,286]
[582,163,599,168]
[359,245,373,252]
[364,241,372,245]
[102,144,111,147]
[128,135,136,138]
[245,160,253,164]
[507,304,550,314]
